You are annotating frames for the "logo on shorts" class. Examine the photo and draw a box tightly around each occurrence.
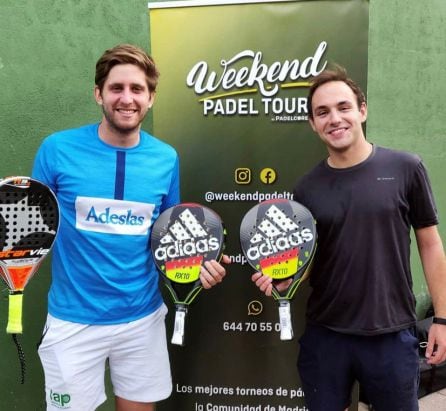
[50,390,71,409]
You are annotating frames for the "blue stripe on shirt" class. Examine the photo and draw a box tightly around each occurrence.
[115,151,126,200]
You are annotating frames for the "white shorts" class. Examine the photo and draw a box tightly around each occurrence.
[38,305,172,411]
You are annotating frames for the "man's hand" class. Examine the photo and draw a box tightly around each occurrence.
[200,254,230,289]
[251,272,292,297]
[426,323,446,365]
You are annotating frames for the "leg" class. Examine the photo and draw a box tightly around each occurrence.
[356,328,419,411]
[109,305,172,405]
[38,314,109,411]
[115,396,155,411]
[297,324,355,411]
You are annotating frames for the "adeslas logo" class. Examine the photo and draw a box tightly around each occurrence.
[85,206,144,226]
[75,196,154,235]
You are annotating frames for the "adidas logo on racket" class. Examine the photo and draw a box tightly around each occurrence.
[153,207,220,281]
[245,204,315,276]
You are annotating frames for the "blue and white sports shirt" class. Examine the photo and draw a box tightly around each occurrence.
[32,123,180,324]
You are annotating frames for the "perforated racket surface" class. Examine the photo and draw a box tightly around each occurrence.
[0,176,59,382]
[240,199,316,340]
[151,203,225,345]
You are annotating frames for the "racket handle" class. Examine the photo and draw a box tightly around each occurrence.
[171,304,188,346]
[278,299,293,341]
[7,292,24,334]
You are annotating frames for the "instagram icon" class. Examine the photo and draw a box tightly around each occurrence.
[235,168,251,184]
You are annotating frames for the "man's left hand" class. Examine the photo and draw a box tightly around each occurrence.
[426,323,446,365]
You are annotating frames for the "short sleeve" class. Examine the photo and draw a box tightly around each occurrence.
[408,160,438,229]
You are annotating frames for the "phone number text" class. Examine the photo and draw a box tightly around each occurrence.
[222,322,281,333]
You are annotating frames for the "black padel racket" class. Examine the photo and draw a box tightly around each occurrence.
[240,199,316,340]
[151,203,225,346]
[0,176,59,382]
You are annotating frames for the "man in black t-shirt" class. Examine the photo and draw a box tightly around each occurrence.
[252,67,446,411]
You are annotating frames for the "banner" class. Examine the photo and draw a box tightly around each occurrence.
[148,1,369,409]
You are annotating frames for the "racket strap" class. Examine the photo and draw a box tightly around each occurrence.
[11,333,26,384]
[277,299,293,341]
[171,304,189,346]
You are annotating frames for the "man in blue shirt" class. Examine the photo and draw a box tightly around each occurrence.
[33,44,229,411]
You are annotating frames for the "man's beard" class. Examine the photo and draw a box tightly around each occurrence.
[101,105,145,134]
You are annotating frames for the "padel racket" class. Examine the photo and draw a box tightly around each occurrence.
[151,203,225,346]
[0,176,59,382]
[240,199,316,340]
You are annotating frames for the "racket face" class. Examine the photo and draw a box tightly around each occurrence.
[240,199,316,280]
[0,177,59,291]
[151,203,225,284]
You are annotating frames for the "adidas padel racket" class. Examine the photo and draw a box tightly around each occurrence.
[240,199,316,340]
[0,176,59,382]
[151,203,225,346]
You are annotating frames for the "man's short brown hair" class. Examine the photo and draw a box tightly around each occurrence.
[95,44,159,93]
[307,65,366,119]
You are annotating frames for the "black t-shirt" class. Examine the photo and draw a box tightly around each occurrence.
[293,145,438,335]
